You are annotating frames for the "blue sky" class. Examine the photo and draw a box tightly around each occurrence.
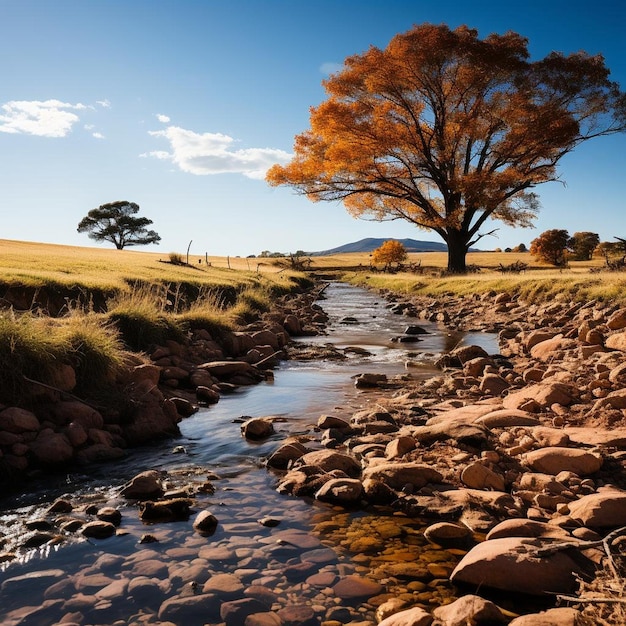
[1,0,625,257]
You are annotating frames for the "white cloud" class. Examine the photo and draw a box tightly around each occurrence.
[96,99,111,108]
[146,125,292,179]
[0,99,87,137]
[156,113,170,123]
[320,62,344,75]
[92,132,105,139]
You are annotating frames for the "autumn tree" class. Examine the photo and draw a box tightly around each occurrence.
[371,239,408,271]
[77,201,161,249]
[567,231,600,260]
[530,229,569,266]
[267,24,626,273]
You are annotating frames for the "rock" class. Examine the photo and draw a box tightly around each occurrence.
[423,522,472,546]
[332,575,383,600]
[486,519,570,540]
[29,431,74,465]
[461,462,506,491]
[158,593,221,624]
[524,447,603,476]
[221,598,270,626]
[266,441,309,470]
[294,450,361,477]
[354,373,388,388]
[81,520,117,539]
[503,383,575,411]
[508,607,582,625]
[432,594,507,625]
[96,507,122,526]
[315,478,363,504]
[377,606,433,626]
[475,409,540,428]
[241,417,275,440]
[361,462,442,490]
[202,573,244,598]
[566,489,626,528]
[435,345,489,369]
[450,536,593,595]
[479,373,510,396]
[606,308,626,330]
[276,604,317,626]
[0,407,40,432]
[139,498,193,523]
[120,470,165,500]
[193,510,219,535]
[605,331,626,352]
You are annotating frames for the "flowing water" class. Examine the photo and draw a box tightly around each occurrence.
[0,283,500,624]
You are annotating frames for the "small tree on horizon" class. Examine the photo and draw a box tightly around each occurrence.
[530,229,569,266]
[77,201,161,250]
[371,240,408,271]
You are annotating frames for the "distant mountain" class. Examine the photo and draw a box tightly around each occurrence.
[310,237,448,256]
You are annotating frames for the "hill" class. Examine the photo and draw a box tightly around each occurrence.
[310,237,448,256]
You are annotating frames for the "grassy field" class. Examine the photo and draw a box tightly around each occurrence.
[0,239,287,291]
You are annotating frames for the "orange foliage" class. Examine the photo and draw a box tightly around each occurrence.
[266,24,625,273]
[371,240,408,270]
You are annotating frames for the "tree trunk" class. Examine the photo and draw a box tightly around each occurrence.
[446,230,469,273]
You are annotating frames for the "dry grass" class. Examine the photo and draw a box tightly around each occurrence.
[0,239,285,291]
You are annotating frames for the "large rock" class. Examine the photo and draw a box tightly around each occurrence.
[361,462,442,490]
[120,470,165,500]
[606,308,626,330]
[523,447,603,476]
[315,478,363,504]
[294,450,361,477]
[0,407,40,433]
[503,383,576,411]
[566,489,626,528]
[450,536,593,595]
[508,607,582,626]
[606,331,626,352]
[29,431,74,465]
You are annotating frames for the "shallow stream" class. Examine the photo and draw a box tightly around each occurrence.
[0,282,501,624]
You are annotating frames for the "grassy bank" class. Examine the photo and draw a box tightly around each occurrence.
[0,240,312,405]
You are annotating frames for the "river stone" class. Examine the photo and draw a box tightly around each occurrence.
[474,409,540,428]
[566,489,626,528]
[461,462,506,491]
[277,604,317,626]
[241,417,274,440]
[246,612,284,626]
[377,606,433,626]
[315,478,363,504]
[192,510,219,535]
[423,522,472,545]
[486,519,570,540]
[450,536,592,595]
[523,447,603,476]
[508,607,582,625]
[96,507,122,526]
[361,462,442,490]
[29,431,74,465]
[221,598,270,626]
[158,593,221,623]
[503,382,575,411]
[432,594,507,625]
[318,415,351,430]
[294,450,361,477]
[0,407,40,433]
[332,575,383,599]
[81,520,117,539]
[202,573,244,598]
[266,441,309,469]
[120,470,165,500]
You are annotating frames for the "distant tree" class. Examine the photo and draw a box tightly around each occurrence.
[530,229,569,266]
[512,243,528,253]
[567,231,600,260]
[371,240,408,271]
[77,201,161,249]
[595,241,622,259]
[267,23,626,274]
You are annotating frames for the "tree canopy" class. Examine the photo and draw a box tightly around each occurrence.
[77,201,161,249]
[530,229,570,266]
[267,23,626,273]
[371,239,408,270]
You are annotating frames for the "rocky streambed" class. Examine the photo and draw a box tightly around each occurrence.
[1,284,626,625]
